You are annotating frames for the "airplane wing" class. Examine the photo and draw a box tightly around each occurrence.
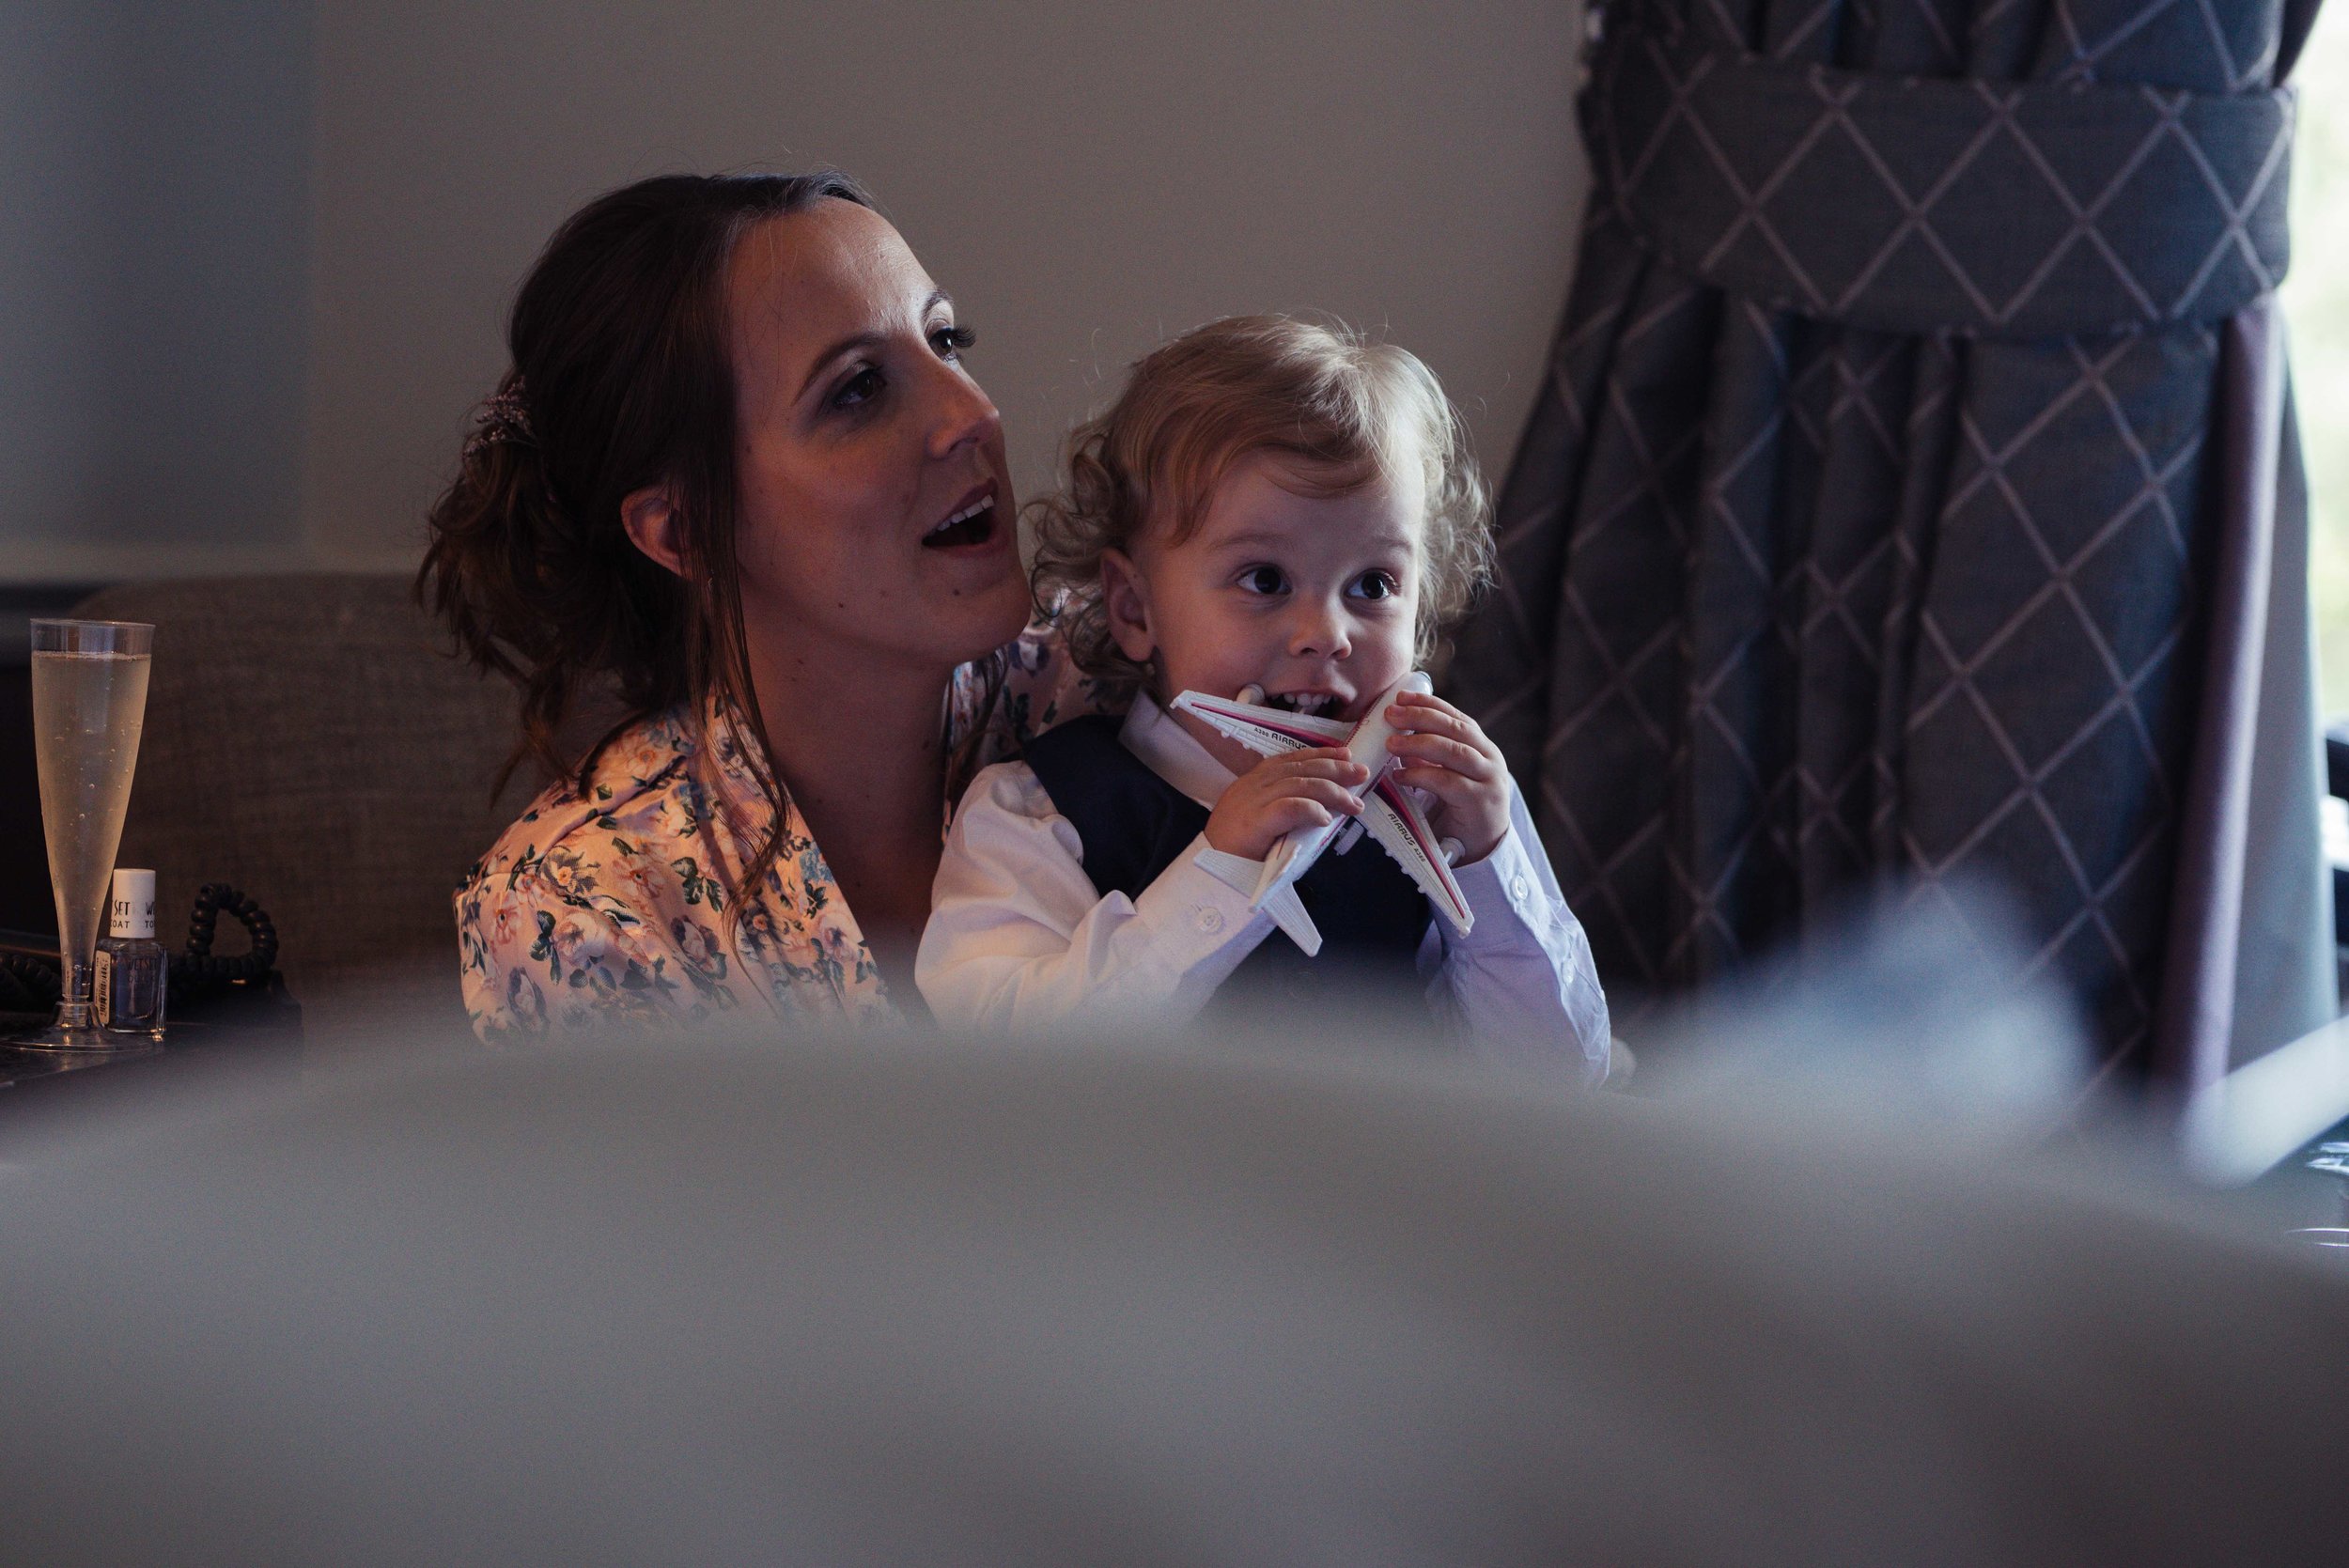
[1170,691,1354,758]
[1362,774,1474,937]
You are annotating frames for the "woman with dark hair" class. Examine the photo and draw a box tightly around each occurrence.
[425,173,1098,1037]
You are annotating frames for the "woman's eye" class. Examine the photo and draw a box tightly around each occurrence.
[1349,570,1399,600]
[832,366,883,410]
[1237,566,1288,596]
[930,324,976,361]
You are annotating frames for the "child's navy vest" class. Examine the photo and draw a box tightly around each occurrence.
[1022,716,1434,1024]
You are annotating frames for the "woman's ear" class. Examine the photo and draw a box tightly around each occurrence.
[1100,548,1156,664]
[621,486,688,577]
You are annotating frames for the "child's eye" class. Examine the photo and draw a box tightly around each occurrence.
[1349,570,1400,601]
[832,365,884,410]
[930,324,976,361]
[1237,565,1288,596]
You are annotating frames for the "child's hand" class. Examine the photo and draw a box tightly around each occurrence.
[1205,747,1369,862]
[1383,691,1511,863]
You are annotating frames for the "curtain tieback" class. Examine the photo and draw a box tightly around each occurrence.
[1594,28,2295,339]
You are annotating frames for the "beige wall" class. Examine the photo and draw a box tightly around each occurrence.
[0,2,1588,579]
[302,0,1589,567]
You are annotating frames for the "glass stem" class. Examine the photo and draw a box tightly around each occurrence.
[57,953,96,1030]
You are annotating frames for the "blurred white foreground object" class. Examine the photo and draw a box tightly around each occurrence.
[1634,885,2092,1138]
[0,1010,2343,1564]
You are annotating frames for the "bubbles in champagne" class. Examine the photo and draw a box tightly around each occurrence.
[32,651,152,981]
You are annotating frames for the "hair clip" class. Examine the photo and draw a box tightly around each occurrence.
[462,380,537,460]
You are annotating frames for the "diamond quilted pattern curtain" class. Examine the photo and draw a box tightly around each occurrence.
[1450,0,2333,1083]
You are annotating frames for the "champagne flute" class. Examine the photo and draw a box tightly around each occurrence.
[14,619,154,1050]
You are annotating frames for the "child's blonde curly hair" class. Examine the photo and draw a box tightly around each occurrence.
[1028,315,1494,699]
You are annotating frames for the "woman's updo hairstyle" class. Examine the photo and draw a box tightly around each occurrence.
[420,170,872,797]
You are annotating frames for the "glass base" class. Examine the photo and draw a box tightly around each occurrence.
[6,1019,163,1057]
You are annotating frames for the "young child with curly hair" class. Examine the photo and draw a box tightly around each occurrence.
[916,316,1609,1073]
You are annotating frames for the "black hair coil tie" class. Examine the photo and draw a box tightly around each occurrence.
[1,951,62,1012]
[172,883,279,998]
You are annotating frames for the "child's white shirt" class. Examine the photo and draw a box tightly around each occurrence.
[916,693,1611,1080]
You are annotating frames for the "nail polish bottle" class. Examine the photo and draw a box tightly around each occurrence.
[95,867,166,1039]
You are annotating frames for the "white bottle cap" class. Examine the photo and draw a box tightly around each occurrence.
[109,868,157,939]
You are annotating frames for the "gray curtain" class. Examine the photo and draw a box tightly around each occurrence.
[1451,0,2333,1084]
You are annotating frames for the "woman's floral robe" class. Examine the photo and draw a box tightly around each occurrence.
[455,624,1101,1040]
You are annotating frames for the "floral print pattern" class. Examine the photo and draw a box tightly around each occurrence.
[455,621,1105,1041]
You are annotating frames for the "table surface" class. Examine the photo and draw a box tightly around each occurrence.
[2,1027,184,1091]
[0,991,304,1157]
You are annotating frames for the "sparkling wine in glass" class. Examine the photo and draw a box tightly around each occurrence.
[15,618,154,1050]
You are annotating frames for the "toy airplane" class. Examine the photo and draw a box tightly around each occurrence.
[1173,671,1473,956]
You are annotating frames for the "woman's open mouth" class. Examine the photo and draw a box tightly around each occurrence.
[923,486,1001,551]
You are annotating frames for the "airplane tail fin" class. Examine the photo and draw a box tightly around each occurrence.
[1256,883,1323,956]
